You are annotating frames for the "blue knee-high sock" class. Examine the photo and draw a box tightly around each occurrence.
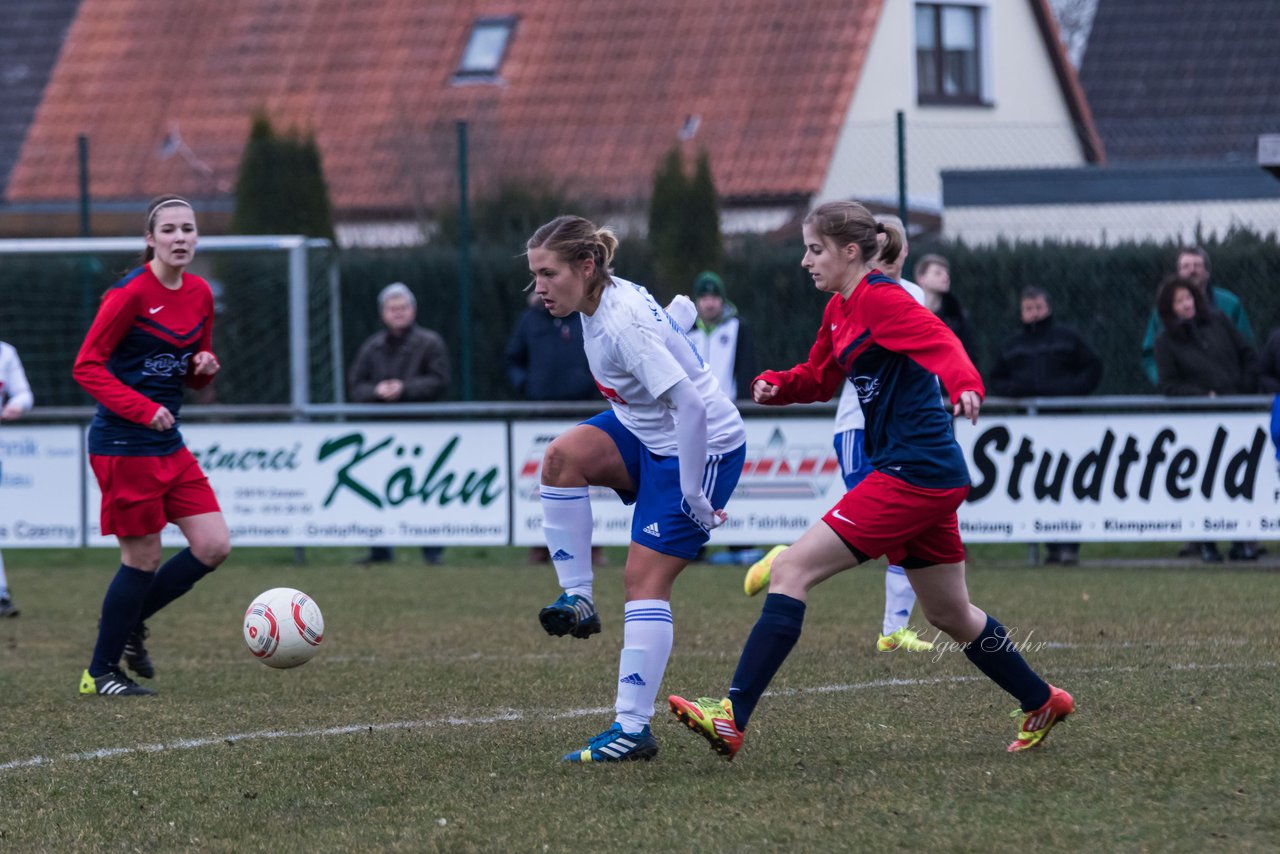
[727,593,807,731]
[963,614,1051,711]
[137,548,216,624]
[90,565,154,677]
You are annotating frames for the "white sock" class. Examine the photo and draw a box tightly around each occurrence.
[882,565,916,636]
[540,485,594,600]
[0,550,8,599]
[614,599,673,732]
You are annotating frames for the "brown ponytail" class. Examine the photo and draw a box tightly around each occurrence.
[804,201,888,268]
[526,215,618,297]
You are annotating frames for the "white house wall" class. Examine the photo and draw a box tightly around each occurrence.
[945,199,1280,245]
[818,0,1087,211]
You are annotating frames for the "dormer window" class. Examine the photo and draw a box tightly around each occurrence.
[455,16,516,81]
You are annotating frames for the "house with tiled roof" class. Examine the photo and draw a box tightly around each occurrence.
[0,0,82,203]
[944,0,1280,244]
[4,0,1100,245]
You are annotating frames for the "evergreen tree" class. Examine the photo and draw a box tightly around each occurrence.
[219,114,337,403]
[683,151,724,275]
[231,114,336,241]
[647,146,724,293]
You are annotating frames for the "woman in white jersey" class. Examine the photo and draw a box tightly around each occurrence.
[0,339,35,616]
[743,216,935,653]
[527,215,747,763]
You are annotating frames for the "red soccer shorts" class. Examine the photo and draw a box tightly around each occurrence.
[822,470,968,567]
[90,447,221,537]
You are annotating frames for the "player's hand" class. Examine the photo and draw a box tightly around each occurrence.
[684,493,727,531]
[149,406,175,431]
[191,351,221,376]
[953,390,982,425]
[0,402,24,421]
[752,379,779,404]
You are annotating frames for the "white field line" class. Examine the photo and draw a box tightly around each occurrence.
[1,659,1273,774]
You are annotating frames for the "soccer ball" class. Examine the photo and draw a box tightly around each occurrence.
[243,587,325,669]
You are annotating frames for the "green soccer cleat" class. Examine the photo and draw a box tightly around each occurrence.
[743,545,786,596]
[876,627,935,652]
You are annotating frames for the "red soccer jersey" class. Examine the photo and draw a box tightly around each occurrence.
[73,265,214,455]
[756,271,983,488]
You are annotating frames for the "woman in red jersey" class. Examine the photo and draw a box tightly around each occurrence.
[72,195,231,696]
[670,200,1074,758]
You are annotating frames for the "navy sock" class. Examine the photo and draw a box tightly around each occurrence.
[963,614,1051,711]
[138,548,216,624]
[89,565,154,677]
[727,593,806,731]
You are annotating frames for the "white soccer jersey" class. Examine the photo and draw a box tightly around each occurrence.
[833,278,927,434]
[0,341,33,413]
[581,278,745,456]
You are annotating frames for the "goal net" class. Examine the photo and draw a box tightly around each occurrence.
[0,236,339,408]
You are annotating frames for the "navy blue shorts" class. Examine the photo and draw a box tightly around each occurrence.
[581,410,745,560]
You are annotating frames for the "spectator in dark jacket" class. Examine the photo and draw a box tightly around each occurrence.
[1141,246,1254,385]
[349,282,451,406]
[988,287,1102,399]
[504,290,596,402]
[348,282,451,565]
[1155,276,1259,563]
[1154,277,1257,398]
[989,287,1102,565]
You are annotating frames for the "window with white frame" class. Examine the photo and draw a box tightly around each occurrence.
[455,16,516,80]
[915,4,985,105]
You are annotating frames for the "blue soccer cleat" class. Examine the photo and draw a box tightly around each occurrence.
[539,593,601,639]
[562,723,658,763]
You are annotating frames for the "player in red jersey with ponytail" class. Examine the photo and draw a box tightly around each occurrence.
[72,194,231,696]
[670,200,1074,757]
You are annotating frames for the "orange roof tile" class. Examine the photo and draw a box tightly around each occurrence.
[9,0,883,216]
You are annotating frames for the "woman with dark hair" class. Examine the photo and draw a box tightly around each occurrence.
[1154,276,1258,398]
[1154,275,1259,562]
[669,200,1073,760]
[72,194,231,696]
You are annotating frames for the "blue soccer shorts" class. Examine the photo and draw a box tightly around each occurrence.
[582,410,745,560]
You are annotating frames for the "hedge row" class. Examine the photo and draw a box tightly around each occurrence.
[341,229,1280,401]
[6,230,1277,406]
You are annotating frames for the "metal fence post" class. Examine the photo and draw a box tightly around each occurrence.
[456,120,474,401]
[896,110,908,229]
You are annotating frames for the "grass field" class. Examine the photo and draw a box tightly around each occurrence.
[1,545,1277,852]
